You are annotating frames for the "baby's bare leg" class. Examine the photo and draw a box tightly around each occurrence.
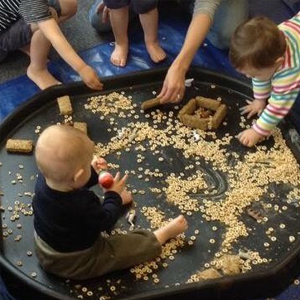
[154,215,187,245]
[27,9,60,89]
[139,8,166,63]
[110,7,129,67]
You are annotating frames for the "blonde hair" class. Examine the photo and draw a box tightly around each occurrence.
[229,16,286,69]
[35,125,91,183]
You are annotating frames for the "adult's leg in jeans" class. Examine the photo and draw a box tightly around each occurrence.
[250,0,299,24]
[207,0,249,49]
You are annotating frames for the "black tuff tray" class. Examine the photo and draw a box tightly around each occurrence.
[1,67,300,300]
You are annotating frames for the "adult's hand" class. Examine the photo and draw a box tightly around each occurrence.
[157,12,213,104]
[158,65,186,104]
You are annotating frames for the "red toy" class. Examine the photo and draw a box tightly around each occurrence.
[98,171,114,188]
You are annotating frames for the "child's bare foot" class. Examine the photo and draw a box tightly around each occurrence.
[154,215,188,244]
[27,65,61,90]
[111,43,129,67]
[146,41,166,63]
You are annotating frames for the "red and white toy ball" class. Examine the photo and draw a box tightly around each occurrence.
[98,171,114,188]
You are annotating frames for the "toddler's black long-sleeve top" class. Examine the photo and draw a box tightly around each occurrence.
[33,168,122,252]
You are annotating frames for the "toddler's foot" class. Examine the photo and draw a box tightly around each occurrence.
[111,43,128,67]
[146,41,166,63]
[27,65,61,90]
[154,215,188,244]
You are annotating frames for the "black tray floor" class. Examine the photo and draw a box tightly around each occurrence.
[1,74,300,300]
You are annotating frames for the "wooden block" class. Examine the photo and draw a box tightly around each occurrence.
[212,104,227,129]
[141,97,161,110]
[73,122,88,134]
[179,97,227,131]
[181,115,208,130]
[57,95,73,115]
[6,139,33,154]
[178,98,196,119]
[196,96,220,111]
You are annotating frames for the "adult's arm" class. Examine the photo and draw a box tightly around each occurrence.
[158,0,221,103]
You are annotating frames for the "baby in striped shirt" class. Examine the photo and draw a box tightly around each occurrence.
[229,13,300,147]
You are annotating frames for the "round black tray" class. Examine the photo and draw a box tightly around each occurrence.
[1,67,300,300]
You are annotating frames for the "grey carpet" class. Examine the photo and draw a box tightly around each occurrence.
[0,0,114,84]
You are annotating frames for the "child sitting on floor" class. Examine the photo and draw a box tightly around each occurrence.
[33,125,187,280]
[89,0,166,67]
[0,0,102,90]
[229,13,300,147]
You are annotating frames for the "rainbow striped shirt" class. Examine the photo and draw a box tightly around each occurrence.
[252,13,300,136]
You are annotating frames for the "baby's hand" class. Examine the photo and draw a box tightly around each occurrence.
[106,172,128,197]
[92,156,108,173]
[237,128,264,147]
[120,189,133,205]
[240,99,266,119]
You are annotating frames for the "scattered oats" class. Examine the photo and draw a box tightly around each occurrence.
[289,236,296,243]
[16,261,23,267]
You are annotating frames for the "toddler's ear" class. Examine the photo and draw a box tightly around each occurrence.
[74,168,84,183]
[276,56,284,65]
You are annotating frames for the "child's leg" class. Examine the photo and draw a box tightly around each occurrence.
[139,7,166,63]
[19,0,76,58]
[27,8,61,89]
[109,6,129,67]
[57,0,77,23]
[153,215,187,245]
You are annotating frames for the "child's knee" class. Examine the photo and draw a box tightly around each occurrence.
[64,0,78,18]
[58,0,78,19]
[131,0,158,14]
[49,7,59,22]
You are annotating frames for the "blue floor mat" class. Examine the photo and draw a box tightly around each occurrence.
[1,5,300,300]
